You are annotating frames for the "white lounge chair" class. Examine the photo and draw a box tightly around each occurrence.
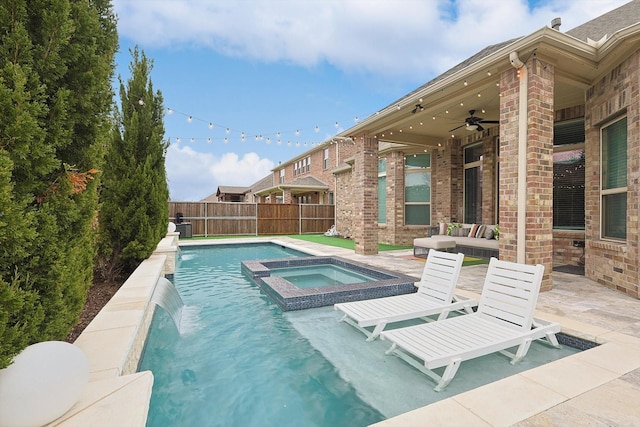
[380,257,561,391]
[334,250,476,341]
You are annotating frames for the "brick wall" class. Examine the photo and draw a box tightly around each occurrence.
[584,50,640,298]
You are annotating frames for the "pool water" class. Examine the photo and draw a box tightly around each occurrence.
[139,242,581,427]
[271,264,377,288]
[139,243,384,427]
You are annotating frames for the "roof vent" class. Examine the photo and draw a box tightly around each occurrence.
[551,17,561,31]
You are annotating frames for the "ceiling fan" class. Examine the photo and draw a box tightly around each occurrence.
[449,110,499,132]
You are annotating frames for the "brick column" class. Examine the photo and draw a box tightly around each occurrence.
[499,57,555,290]
[385,151,404,243]
[283,190,292,204]
[433,138,462,222]
[353,135,378,254]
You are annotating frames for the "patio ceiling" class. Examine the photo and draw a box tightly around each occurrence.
[339,24,640,150]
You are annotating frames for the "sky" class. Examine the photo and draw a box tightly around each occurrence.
[112,0,630,201]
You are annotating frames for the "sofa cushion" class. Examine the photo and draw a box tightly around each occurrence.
[475,224,486,238]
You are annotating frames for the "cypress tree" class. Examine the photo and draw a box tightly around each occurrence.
[99,47,169,273]
[0,0,117,368]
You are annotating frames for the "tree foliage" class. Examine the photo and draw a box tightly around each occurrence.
[0,0,118,368]
[99,47,169,273]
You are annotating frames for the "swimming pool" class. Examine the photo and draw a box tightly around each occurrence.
[139,242,581,426]
[140,243,384,427]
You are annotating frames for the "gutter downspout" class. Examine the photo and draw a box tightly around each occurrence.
[510,51,527,264]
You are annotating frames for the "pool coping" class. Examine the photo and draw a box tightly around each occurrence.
[54,235,640,426]
[242,256,417,311]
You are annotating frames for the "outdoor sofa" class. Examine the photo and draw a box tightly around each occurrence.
[413,223,499,259]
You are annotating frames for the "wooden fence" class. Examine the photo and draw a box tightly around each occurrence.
[168,202,335,237]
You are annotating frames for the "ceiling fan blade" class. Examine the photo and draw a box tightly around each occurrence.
[448,124,466,132]
[476,124,484,131]
[478,120,499,124]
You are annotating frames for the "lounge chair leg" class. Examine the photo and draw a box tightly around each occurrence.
[385,343,397,355]
[511,338,532,364]
[367,321,388,341]
[545,332,560,348]
[436,309,451,321]
[434,358,461,392]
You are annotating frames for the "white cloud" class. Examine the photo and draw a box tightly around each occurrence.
[113,0,629,79]
[165,143,275,201]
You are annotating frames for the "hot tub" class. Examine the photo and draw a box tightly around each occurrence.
[241,256,417,311]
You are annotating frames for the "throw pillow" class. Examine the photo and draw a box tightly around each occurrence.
[439,222,447,235]
[468,224,478,238]
[484,226,495,239]
[475,224,486,238]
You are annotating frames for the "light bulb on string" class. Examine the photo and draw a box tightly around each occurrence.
[277,140,282,145]
[226,128,230,134]
[207,138,211,144]
[335,121,339,128]
[287,141,291,146]
[176,137,181,142]
[266,137,271,144]
[167,108,173,114]
[224,137,228,144]
[354,116,359,122]
[208,122,214,129]
[315,126,319,133]
[190,138,195,143]
[296,130,300,136]
[277,132,281,138]
[187,116,193,123]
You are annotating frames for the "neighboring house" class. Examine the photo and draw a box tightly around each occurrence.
[245,174,274,203]
[317,0,640,298]
[215,185,248,202]
[255,137,356,204]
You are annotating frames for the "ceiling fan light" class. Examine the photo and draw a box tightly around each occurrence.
[466,124,478,131]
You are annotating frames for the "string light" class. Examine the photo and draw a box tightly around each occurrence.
[165,105,384,147]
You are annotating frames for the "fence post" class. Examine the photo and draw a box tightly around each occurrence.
[255,203,258,236]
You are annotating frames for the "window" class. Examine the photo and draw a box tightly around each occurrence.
[279,169,285,184]
[554,119,585,229]
[323,148,329,169]
[601,117,627,240]
[404,154,431,225]
[378,159,387,224]
[306,156,311,172]
[464,144,483,224]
